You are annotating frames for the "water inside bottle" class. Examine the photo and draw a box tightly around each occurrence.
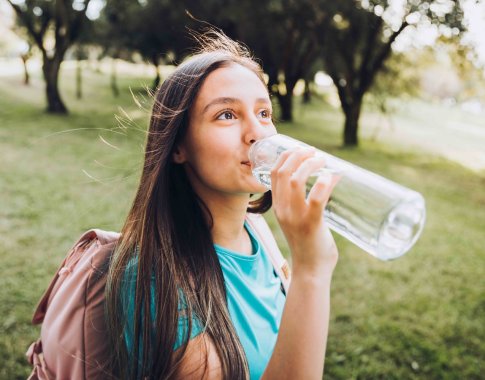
[252,167,339,191]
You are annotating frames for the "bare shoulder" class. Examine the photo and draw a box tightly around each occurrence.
[173,333,222,379]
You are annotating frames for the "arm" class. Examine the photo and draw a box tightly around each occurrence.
[261,148,339,380]
[261,257,333,380]
[173,334,222,380]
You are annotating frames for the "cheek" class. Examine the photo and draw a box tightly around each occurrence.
[189,128,238,163]
[183,125,245,189]
[194,139,231,162]
[188,139,235,178]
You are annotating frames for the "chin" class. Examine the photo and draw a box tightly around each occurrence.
[247,181,269,194]
[242,169,269,193]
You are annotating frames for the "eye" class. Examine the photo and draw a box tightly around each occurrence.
[258,109,272,119]
[216,110,236,120]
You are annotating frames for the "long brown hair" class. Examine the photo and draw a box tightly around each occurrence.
[106,30,272,379]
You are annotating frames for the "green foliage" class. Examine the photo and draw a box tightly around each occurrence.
[366,52,420,117]
[0,66,484,379]
[420,36,485,101]
[319,0,466,145]
[98,0,189,64]
[370,52,420,99]
[367,36,485,105]
[97,0,332,120]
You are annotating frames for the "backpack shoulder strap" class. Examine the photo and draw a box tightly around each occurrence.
[32,229,120,324]
[245,213,291,292]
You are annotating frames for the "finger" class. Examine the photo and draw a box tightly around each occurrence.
[276,148,315,180]
[270,148,295,192]
[271,148,294,173]
[306,172,340,220]
[271,148,314,196]
[288,156,327,208]
[290,156,326,181]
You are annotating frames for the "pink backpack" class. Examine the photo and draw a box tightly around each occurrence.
[26,214,290,380]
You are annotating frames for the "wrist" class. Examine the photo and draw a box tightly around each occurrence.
[291,264,334,286]
[289,245,338,279]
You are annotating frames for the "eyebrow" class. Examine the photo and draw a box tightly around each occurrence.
[202,97,271,115]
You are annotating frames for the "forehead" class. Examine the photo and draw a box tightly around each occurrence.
[194,64,269,106]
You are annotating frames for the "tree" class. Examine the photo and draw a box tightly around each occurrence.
[319,0,466,146]
[202,0,329,122]
[132,0,189,89]
[99,0,190,90]
[7,0,93,113]
[256,1,323,122]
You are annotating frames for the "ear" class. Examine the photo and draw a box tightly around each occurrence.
[172,145,187,164]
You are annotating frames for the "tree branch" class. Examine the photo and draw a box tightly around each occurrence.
[358,14,383,90]
[6,0,45,54]
[360,20,409,95]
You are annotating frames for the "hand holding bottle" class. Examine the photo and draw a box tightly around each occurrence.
[270,148,340,276]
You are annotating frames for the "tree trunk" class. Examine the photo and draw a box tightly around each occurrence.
[76,58,82,99]
[95,59,102,73]
[21,55,30,85]
[277,92,293,121]
[342,97,363,147]
[152,55,161,90]
[43,56,68,114]
[302,79,311,104]
[268,71,295,122]
[152,66,161,90]
[111,58,119,97]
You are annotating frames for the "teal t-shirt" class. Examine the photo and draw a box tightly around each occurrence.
[123,221,286,379]
[214,222,286,379]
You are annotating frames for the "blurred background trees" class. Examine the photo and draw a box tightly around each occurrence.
[2,0,480,145]
[6,0,93,113]
[316,0,465,145]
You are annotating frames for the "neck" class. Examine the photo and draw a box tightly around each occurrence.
[200,192,253,255]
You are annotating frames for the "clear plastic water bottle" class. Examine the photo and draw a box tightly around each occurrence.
[248,134,426,261]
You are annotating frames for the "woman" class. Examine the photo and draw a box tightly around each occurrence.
[106,31,339,380]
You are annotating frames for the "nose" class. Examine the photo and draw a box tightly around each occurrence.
[243,114,273,145]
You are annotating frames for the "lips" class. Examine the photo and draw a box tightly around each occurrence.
[241,161,251,166]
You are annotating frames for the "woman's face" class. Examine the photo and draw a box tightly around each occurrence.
[174,63,276,201]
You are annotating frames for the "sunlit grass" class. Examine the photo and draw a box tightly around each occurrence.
[1,64,484,379]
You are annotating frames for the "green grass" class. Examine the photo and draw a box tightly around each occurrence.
[1,63,484,379]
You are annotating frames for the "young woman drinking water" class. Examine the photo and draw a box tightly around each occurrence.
[105,31,340,380]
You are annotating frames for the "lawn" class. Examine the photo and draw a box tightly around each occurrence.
[1,63,484,379]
